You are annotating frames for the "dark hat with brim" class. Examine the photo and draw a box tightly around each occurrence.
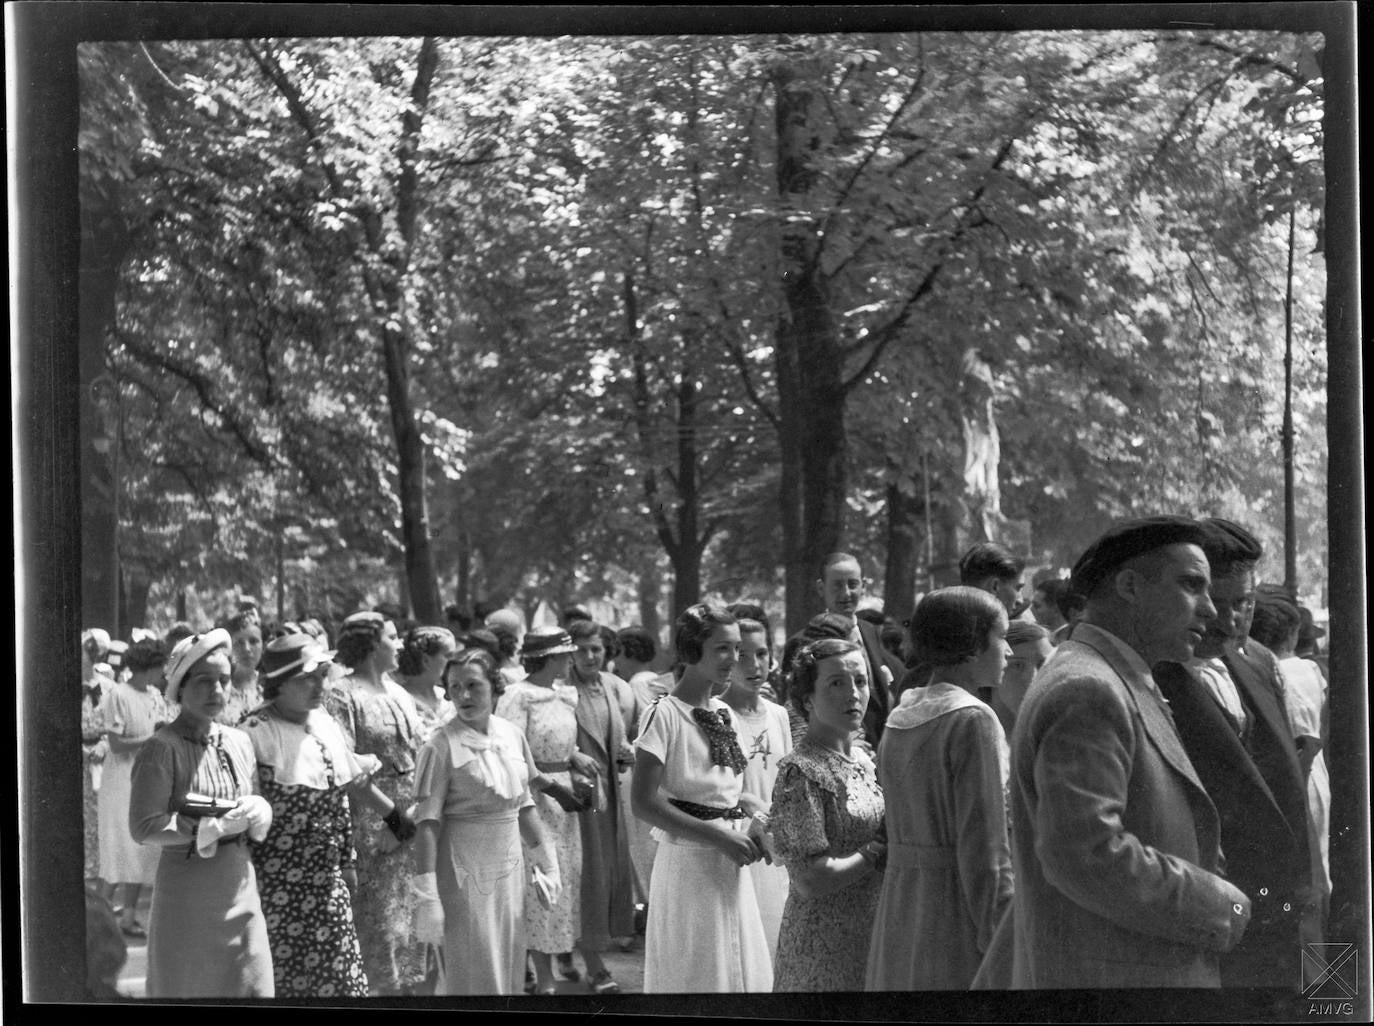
[260,632,335,683]
[520,626,577,658]
[1071,515,1213,598]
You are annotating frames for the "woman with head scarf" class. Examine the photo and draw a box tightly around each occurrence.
[240,631,417,997]
[865,586,1014,990]
[323,610,429,994]
[97,634,170,938]
[411,649,561,995]
[127,629,274,997]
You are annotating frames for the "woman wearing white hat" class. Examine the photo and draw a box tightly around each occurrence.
[127,628,275,997]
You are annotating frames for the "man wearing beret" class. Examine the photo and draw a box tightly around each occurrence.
[1152,518,1319,988]
[1006,515,1252,987]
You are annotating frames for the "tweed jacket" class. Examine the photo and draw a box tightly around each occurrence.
[1007,623,1251,988]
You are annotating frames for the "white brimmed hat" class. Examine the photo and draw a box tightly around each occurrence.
[164,628,232,704]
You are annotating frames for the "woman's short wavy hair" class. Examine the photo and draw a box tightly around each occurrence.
[335,611,387,670]
[442,648,505,698]
[397,626,459,677]
[788,637,862,721]
[908,587,1006,667]
[673,603,737,665]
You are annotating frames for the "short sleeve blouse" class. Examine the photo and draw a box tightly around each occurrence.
[634,695,745,812]
[412,715,536,822]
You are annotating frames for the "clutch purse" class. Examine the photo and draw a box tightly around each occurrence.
[180,792,237,818]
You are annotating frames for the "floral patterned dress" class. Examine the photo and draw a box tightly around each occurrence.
[325,678,426,994]
[241,705,369,998]
[495,680,583,953]
[770,736,885,992]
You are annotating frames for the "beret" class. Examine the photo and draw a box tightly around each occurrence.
[1070,515,1213,597]
[1200,517,1264,564]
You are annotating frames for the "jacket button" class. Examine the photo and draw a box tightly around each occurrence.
[1233,903,1244,915]
[1259,887,1269,897]
[1283,902,1292,912]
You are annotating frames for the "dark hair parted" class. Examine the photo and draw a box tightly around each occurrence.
[443,648,504,698]
[1249,593,1301,650]
[726,602,770,638]
[788,638,863,721]
[567,619,603,645]
[909,587,1007,667]
[616,626,657,665]
[958,542,1025,585]
[1005,620,1050,648]
[219,610,262,638]
[489,623,519,661]
[673,603,737,665]
[397,626,458,677]
[123,637,168,673]
[335,612,387,670]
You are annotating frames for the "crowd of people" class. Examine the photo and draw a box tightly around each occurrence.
[78,513,1333,997]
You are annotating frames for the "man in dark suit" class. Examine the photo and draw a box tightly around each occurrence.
[1006,515,1251,988]
[1153,517,1319,988]
[815,552,903,746]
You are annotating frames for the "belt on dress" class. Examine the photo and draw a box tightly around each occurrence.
[668,798,746,821]
[535,760,570,772]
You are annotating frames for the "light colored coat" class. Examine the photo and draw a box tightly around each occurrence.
[1007,622,1251,988]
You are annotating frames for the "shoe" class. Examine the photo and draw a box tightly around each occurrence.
[557,953,580,982]
[590,969,620,994]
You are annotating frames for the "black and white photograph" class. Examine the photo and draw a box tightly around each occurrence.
[9,3,1366,1020]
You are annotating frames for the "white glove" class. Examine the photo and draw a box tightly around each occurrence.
[411,871,445,945]
[195,814,246,858]
[532,861,562,911]
[232,794,273,842]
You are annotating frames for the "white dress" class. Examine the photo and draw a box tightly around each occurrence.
[97,682,166,885]
[727,699,793,958]
[1279,655,1331,899]
[634,695,773,993]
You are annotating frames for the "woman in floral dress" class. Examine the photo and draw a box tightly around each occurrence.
[770,637,886,992]
[326,610,428,994]
[241,631,417,997]
[495,627,593,994]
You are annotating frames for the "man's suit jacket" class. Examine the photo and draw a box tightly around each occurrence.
[1154,642,1318,987]
[1007,623,1250,988]
[856,618,903,746]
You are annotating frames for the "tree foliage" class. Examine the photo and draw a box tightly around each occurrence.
[79,29,1330,634]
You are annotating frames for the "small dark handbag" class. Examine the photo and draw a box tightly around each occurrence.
[179,792,237,818]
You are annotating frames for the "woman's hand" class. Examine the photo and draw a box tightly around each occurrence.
[569,751,598,777]
[411,872,444,945]
[384,804,417,842]
[544,780,589,814]
[714,828,761,868]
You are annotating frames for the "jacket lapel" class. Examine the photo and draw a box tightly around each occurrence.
[1074,632,1207,797]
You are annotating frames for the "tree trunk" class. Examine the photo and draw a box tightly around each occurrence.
[883,474,921,626]
[637,558,662,642]
[773,56,847,633]
[80,210,128,634]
